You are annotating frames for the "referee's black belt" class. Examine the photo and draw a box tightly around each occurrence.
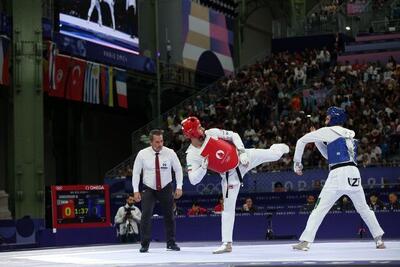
[330,161,357,171]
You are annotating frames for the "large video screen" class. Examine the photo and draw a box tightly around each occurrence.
[56,0,139,54]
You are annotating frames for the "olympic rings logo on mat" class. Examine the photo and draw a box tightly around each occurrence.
[196,183,221,194]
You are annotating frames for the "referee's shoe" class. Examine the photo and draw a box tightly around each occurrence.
[139,242,149,253]
[167,242,180,251]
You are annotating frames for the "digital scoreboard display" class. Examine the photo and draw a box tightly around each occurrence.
[51,185,111,229]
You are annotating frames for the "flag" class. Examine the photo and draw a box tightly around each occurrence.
[48,55,69,98]
[115,70,128,108]
[43,41,52,92]
[84,62,100,104]
[43,54,49,92]
[48,42,57,91]
[65,58,86,101]
[126,0,136,11]
[100,65,114,107]
[0,37,10,86]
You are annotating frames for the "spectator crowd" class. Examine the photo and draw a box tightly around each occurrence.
[306,0,391,33]
[162,48,399,172]
[111,34,400,220]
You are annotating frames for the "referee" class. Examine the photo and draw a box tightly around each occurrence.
[132,129,183,253]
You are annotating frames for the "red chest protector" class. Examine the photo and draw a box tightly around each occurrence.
[199,135,239,173]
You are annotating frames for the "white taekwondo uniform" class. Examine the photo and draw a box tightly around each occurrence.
[186,128,289,243]
[293,126,384,242]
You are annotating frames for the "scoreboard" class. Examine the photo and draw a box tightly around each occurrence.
[51,185,111,229]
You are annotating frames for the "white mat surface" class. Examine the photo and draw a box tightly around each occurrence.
[1,241,399,266]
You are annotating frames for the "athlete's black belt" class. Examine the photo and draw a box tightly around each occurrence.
[225,167,243,198]
[330,161,357,171]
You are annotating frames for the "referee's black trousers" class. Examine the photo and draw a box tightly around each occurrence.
[140,182,176,246]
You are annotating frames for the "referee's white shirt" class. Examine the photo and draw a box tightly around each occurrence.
[132,146,183,193]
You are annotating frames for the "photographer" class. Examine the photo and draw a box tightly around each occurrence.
[114,194,141,243]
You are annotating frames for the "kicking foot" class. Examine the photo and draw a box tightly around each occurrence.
[292,241,310,251]
[213,242,232,254]
[270,143,290,154]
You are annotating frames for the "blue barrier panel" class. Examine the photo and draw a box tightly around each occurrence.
[152,210,400,242]
[106,167,400,195]
[2,211,398,248]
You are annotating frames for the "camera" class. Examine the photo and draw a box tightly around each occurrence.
[124,206,133,212]
[124,206,135,219]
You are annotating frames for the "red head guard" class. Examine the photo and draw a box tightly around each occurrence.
[181,116,203,139]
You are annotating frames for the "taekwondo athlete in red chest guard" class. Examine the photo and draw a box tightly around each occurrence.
[199,135,239,173]
[181,116,289,254]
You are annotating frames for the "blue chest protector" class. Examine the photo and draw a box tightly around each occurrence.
[327,137,358,165]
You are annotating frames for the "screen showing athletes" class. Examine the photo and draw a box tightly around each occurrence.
[56,0,139,53]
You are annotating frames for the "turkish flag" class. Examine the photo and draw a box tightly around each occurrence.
[48,55,69,98]
[65,58,86,101]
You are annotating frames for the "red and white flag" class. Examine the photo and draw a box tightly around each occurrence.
[66,58,86,102]
[48,55,69,98]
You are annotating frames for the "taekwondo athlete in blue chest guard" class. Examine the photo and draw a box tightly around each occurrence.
[292,106,385,251]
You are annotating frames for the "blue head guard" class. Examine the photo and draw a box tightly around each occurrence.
[327,106,346,126]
